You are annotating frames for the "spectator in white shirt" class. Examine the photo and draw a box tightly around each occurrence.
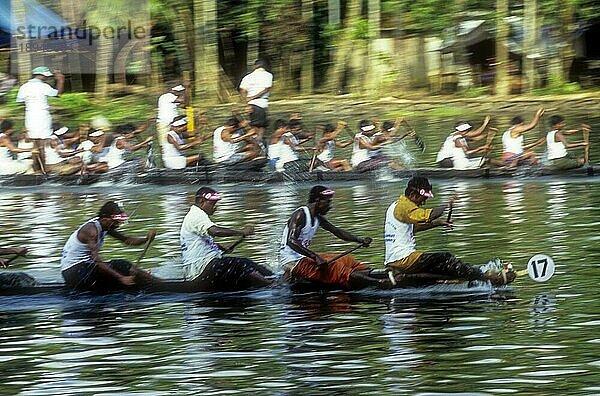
[157,84,186,146]
[239,60,273,139]
[15,66,64,173]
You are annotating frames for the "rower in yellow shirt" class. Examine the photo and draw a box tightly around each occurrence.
[384,176,514,286]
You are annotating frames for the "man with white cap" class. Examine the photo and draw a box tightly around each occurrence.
[44,125,84,175]
[435,116,493,169]
[179,187,273,292]
[16,66,64,173]
[157,83,186,147]
[351,120,393,172]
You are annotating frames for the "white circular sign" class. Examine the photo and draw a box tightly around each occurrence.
[527,254,555,282]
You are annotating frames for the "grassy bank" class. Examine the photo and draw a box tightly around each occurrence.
[1,88,598,132]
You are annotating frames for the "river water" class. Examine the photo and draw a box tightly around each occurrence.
[0,176,598,395]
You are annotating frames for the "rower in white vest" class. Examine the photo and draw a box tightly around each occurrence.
[545,114,590,170]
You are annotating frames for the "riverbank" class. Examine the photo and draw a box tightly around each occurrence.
[1,89,598,128]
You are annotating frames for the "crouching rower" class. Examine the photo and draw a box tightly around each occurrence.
[384,176,514,287]
[179,187,273,292]
[60,201,159,291]
[280,185,392,290]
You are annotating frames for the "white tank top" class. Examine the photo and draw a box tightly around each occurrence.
[267,142,280,160]
[384,201,416,264]
[45,137,64,165]
[351,133,373,167]
[104,136,127,169]
[162,130,184,158]
[278,132,299,164]
[502,128,524,155]
[436,133,456,162]
[317,140,335,162]
[450,135,468,163]
[17,139,33,160]
[0,133,13,161]
[61,219,106,271]
[279,206,320,267]
[546,130,567,160]
[213,126,240,163]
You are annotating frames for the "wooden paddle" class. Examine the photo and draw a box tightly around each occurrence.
[136,236,154,266]
[1,252,26,268]
[400,119,425,152]
[223,235,245,255]
[583,126,590,165]
[478,127,498,167]
[322,242,365,266]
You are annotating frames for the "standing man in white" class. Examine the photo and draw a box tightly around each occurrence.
[157,84,186,146]
[239,60,273,140]
[16,66,64,173]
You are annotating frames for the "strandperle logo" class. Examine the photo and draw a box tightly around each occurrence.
[14,19,148,46]
[10,0,150,75]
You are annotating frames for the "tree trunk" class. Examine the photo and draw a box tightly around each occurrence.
[454,0,472,90]
[194,0,221,103]
[365,0,380,93]
[327,0,361,94]
[300,0,314,94]
[60,0,83,90]
[95,35,113,98]
[559,3,575,82]
[394,12,410,92]
[328,0,340,25]
[495,0,510,96]
[11,0,31,83]
[523,0,537,92]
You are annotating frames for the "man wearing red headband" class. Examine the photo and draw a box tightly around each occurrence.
[280,185,392,290]
[179,187,273,291]
[60,201,157,290]
[384,176,514,286]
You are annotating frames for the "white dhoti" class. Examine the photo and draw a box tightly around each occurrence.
[25,110,53,139]
[163,155,187,169]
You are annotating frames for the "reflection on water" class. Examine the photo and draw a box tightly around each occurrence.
[0,179,599,394]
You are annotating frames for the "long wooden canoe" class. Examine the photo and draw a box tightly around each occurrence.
[0,270,513,296]
[0,164,596,187]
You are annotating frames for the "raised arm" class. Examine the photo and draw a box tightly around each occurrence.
[465,116,491,138]
[512,108,544,137]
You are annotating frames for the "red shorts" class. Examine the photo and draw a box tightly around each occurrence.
[292,253,369,289]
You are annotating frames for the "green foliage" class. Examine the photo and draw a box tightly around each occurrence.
[1,88,153,127]
[351,18,371,40]
[532,76,582,95]
[459,86,490,98]
[382,0,456,34]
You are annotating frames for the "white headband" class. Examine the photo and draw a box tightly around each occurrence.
[360,125,376,132]
[455,123,472,132]
[171,85,185,92]
[54,127,69,136]
[171,117,188,127]
[89,130,104,137]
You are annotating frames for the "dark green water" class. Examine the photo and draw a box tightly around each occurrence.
[0,177,598,395]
